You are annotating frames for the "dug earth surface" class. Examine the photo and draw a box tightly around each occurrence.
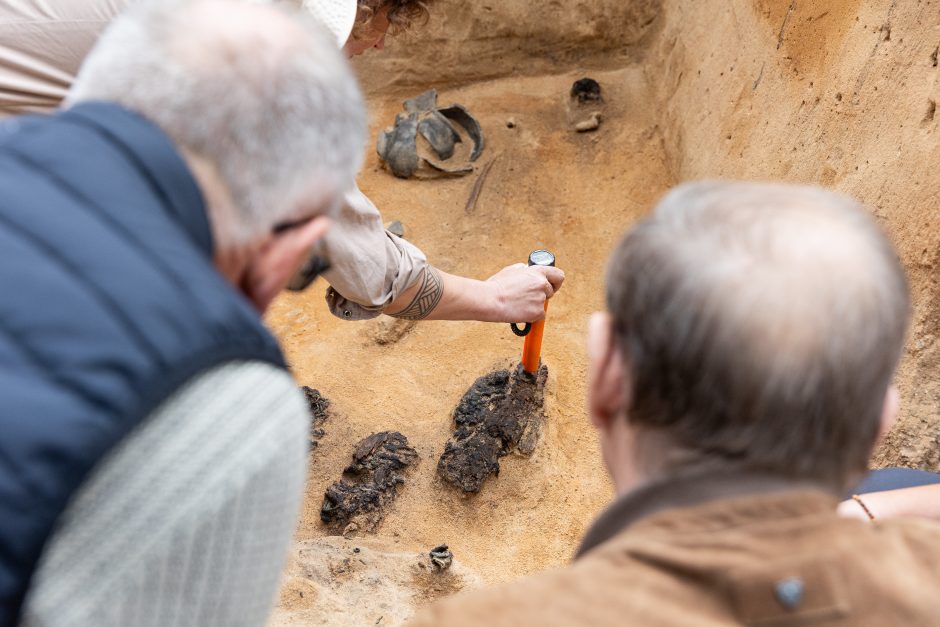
[267,1,940,624]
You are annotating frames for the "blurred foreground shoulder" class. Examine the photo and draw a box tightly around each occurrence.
[22,361,309,627]
[407,565,587,627]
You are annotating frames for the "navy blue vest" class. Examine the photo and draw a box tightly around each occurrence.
[0,103,287,625]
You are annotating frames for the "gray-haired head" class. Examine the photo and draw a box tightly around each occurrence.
[606,181,910,491]
[68,0,366,243]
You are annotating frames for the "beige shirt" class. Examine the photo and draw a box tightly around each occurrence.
[0,0,126,114]
[323,186,427,320]
[0,0,429,319]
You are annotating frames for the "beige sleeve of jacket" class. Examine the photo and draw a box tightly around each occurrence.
[321,185,429,321]
[20,361,309,627]
[0,0,132,116]
[0,0,304,116]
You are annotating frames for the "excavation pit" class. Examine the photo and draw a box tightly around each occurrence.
[268,1,940,623]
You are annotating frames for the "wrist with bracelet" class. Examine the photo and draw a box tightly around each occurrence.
[851,494,876,521]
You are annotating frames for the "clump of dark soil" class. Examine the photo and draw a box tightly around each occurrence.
[568,77,605,132]
[302,386,330,450]
[321,431,419,531]
[570,77,602,102]
[438,364,548,493]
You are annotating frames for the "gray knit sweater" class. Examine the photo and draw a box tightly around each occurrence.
[20,361,309,627]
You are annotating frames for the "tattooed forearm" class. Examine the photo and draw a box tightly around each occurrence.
[390,267,444,320]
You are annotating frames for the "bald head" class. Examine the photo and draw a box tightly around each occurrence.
[606,181,910,490]
[70,0,366,242]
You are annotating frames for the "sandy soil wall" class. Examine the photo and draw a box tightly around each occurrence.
[351,0,661,94]
[644,0,940,469]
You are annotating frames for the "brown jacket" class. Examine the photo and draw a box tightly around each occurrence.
[409,473,940,626]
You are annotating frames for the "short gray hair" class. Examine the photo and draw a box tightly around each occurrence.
[606,181,910,490]
[69,0,366,242]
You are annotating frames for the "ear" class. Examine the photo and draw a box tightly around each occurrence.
[876,384,900,443]
[242,216,331,313]
[587,312,629,432]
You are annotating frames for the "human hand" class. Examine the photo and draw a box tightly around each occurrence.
[485,263,565,323]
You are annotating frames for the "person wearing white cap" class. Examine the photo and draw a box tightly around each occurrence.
[0,0,565,327]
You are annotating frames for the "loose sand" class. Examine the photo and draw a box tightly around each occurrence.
[267,1,940,623]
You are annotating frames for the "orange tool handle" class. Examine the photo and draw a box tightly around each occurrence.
[522,301,548,373]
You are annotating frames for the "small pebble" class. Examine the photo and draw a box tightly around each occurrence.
[386,220,406,238]
[575,112,602,133]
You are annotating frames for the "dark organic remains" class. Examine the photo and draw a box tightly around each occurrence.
[321,431,419,531]
[302,386,330,450]
[438,365,548,493]
[570,77,602,103]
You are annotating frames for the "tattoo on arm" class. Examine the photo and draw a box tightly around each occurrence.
[390,267,444,320]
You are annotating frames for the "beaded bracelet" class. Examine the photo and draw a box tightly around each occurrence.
[851,494,876,521]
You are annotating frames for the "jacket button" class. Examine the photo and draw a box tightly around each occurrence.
[775,577,804,610]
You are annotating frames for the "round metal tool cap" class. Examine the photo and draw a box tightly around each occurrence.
[528,250,556,267]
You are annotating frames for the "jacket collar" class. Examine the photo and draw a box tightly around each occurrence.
[61,101,212,255]
[575,471,833,559]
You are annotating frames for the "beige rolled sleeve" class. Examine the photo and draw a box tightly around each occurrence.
[0,0,130,116]
[322,186,428,320]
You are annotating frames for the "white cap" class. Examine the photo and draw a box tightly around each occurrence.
[300,0,358,48]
